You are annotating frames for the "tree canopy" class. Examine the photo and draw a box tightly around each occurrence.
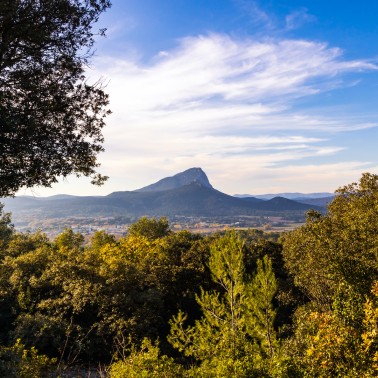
[282,173,378,376]
[1,173,378,375]
[0,0,111,197]
[283,173,378,307]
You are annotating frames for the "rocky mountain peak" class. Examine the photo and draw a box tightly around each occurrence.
[135,167,213,192]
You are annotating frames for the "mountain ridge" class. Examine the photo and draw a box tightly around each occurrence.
[235,192,334,200]
[2,168,325,220]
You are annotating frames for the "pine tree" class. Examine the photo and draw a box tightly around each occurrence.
[169,231,282,377]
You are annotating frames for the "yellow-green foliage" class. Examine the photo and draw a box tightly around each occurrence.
[362,282,378,371]
[108,338,184,378]
[0,339,56,378]
[283,173,378,307]
[283,174,378,376]
[288,283,378,377]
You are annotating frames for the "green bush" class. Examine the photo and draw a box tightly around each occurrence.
[0,339,56,378]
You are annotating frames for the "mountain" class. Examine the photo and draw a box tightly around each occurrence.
[39,194,81,200]
[107,182,263,216]
[294,196,335,207]
[135,167,213,192]
[252,196,322,211]
[235,192,334,200]
[1,168,325,221]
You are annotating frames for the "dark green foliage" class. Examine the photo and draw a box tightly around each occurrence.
[0,219,213,364]
[0,0,111,197]
[1,171,377,376]
[0,217,299,374]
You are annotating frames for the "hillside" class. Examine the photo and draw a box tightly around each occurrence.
[1,168,324,220]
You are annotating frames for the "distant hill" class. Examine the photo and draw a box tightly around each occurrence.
[235,192,334,200]
[40,194,81,200]
[294,196,335,207]
[238,196,322,211]
[1,168,325,220]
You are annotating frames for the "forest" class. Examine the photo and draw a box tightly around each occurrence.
[0,173,377,377]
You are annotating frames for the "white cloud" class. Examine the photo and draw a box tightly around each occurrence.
[96,34,376,113]
[93,35,376,182]
[23,34,378,196]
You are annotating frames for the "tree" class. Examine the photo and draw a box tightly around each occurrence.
[246,256,279,362]
[54,228,84,251]
[168,232,282,377]
[127,217,171,240]
[283,173,378,376]
[0,203,13,251]
[88,230,116,251]
[0,0,111,197]
[283,173,378,307]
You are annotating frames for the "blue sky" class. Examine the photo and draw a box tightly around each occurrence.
[22,0,378,196]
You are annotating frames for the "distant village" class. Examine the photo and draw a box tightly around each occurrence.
[11,214,304,239]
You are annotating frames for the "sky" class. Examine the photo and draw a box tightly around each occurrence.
[20,0,378,196]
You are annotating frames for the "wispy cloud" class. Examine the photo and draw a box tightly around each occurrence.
[236,0,275,30]
[97,34,375,106]
[285,8,317,31]
[85,33,378,194]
